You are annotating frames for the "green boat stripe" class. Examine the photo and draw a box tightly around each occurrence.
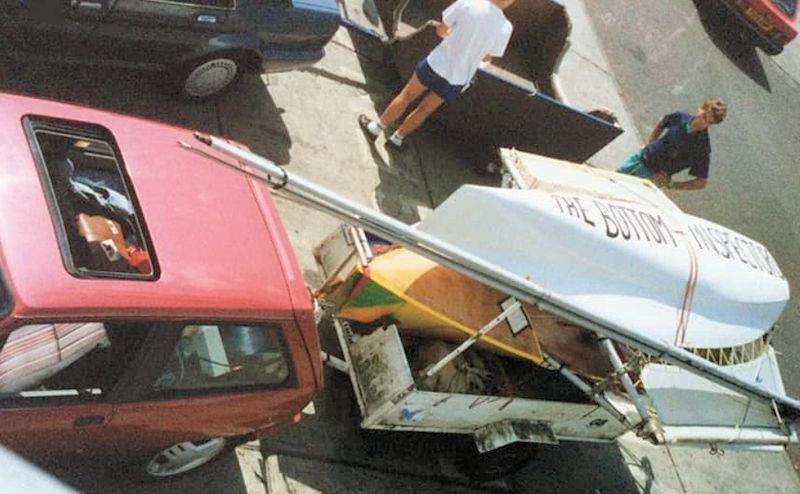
[348,279,405,308]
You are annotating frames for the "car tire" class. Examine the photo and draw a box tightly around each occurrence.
[126,437,234,481]
[171,55,243,101]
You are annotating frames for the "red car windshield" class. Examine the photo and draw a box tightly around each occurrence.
[771,0,797,17]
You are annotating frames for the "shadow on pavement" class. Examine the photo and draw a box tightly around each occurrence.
[0,61,293,165]
[217,74,293,166]
[34,449,249,494]
[692,0,771,92]
[510,442,641,494]
[346,28,435,224]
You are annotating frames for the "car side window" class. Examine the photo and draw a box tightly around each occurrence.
[0,322,150,405]
[25,117,158,281]
[153,324,293,393]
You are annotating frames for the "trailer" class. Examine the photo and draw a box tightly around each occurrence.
[313,205,793,453]
[188,133,799,477]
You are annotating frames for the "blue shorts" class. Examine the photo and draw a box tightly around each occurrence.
[416,59,465,103]
[616,151,654,179]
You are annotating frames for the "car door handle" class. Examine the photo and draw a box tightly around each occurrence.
[74,415,106,428]
[197,14,219,24]
[71,0,104,11]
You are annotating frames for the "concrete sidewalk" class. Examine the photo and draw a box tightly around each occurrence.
[616,434,800,494]
[555,0,644,169]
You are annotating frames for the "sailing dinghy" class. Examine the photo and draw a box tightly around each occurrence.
[317,150,787,389]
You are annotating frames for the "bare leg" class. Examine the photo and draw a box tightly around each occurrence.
[396,92,444,137]
[379,73,429,127]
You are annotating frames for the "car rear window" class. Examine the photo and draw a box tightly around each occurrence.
[771,0,797,16]
[0,322,150,405]
[153,324,295,394]
[25,117,157,280]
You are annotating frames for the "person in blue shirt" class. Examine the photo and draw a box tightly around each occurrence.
[616,99,727,190]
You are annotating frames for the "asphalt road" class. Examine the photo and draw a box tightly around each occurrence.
[584,0,800,399]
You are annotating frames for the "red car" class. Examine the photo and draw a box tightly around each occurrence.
[720,0,798,54]
[0,93,322,478]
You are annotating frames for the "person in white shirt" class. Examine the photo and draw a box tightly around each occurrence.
[359,0,515,151]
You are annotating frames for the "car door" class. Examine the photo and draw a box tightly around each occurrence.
[89,0,235,69]
[0,0,105,60]
[0,321,150,459]
[100,321,316,460]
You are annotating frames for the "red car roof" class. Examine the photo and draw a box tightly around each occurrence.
[0,93,310,327]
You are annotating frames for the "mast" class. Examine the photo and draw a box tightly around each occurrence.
[190,132,800,419]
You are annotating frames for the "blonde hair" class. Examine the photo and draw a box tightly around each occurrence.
[702,99,727,124]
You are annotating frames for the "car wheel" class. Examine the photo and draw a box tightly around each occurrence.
[178,56,242,100]
[143,438,230,478]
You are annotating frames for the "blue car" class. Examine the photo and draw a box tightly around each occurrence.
[0,0,341,99]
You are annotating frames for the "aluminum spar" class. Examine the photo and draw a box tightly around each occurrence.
[191,132,800,420]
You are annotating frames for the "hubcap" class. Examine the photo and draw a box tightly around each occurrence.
[183,58,238,98]
[145,438,227,477]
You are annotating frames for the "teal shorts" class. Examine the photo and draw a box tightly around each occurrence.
[616,151,654,179]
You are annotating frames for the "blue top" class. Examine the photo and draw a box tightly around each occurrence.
[642,111,711,179]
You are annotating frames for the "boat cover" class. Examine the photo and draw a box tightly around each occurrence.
[498,148,681,213]
[416,183,788,350]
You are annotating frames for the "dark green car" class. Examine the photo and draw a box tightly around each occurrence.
[0,0,341,99]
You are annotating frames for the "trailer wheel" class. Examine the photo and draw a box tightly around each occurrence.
[455,441,538,481]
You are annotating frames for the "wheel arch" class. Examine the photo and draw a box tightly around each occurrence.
[179,34,264,73]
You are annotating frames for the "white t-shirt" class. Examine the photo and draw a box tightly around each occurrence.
[426,0,514,86]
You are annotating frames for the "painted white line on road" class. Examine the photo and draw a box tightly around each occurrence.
[264,454,292,494]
